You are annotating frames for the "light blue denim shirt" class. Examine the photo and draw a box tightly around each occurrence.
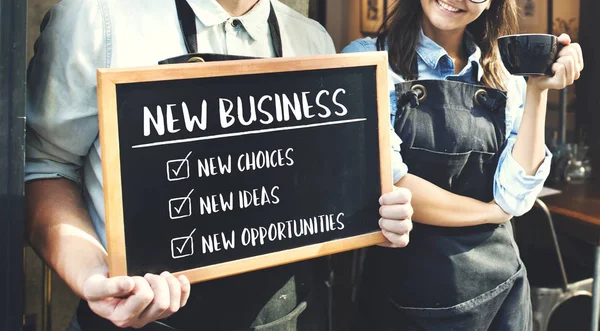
[28,0,404,252]
[342,31,552,216]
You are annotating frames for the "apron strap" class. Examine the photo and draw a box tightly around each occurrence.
[174,0,283,57]
[267,3,283,58]
[175,0,197,55]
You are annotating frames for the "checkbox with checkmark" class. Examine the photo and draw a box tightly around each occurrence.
[169,189,194,220]
[167,151,192,181]
[171,229,196,259]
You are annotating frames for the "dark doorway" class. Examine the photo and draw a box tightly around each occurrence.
[0,0,27,329]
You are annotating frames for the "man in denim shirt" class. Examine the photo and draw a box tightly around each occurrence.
[25,1,413,330]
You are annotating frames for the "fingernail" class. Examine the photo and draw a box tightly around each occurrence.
[120,278,130,290]
[379,196,383,205]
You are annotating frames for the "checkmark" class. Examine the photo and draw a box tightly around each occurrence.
[166,152,192,181]
[168,189,194,219]
[172,152,192,176]
[171,229,196,259]
[176,229,196,254]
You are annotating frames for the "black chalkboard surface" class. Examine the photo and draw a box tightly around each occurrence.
[98,53,392,283]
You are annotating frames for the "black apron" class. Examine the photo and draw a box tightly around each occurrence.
[77,1,329,330]
[353,76,532,330]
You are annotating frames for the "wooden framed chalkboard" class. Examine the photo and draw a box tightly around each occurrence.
[98,52,392,283]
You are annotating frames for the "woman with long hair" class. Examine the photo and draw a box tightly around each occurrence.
[343,0,583,330]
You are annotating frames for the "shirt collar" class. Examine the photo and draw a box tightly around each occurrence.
[187,0,229,27]
[416,29,484,81]
[187,0,271,42]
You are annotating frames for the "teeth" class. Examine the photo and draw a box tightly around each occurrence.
[437,0,460,12]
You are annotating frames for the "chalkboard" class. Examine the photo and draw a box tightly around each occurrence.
[98,53,392,283]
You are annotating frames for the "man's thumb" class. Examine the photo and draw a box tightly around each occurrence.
[84,275,135,301]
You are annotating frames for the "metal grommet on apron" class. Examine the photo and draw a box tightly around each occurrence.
[187,56,205,63]
[473,88,488,107]
[393,84,427,131]
[473,88,503,112]
[410,84,427,103]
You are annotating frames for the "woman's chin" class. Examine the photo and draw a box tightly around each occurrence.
[427,18,464,33]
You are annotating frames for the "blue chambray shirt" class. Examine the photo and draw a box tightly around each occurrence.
[342,30,552,216]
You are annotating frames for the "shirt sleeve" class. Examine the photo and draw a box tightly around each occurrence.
[25,0,107,184]
[390,130,408,183]
[493,76,552,216]
[342,39,408,184]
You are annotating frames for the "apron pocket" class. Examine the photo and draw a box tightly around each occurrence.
[389,264,525,324]
[352,265,526,331]
[403,147,497,199]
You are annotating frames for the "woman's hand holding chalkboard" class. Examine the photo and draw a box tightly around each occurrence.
[377,187,414,248]
[82,268,191,328]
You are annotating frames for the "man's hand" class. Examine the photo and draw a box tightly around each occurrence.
[377,187,413,248]
[82,267,191,329]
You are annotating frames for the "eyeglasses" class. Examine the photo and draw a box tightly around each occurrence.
[469,0,489,3]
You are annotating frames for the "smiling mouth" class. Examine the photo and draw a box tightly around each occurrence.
[435,0,464,13]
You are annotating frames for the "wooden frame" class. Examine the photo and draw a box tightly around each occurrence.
[97,52,392,283]
[361,0,387,35]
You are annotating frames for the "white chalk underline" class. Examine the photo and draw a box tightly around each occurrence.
[131,118,368,149]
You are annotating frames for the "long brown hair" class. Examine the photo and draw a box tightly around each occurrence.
[376,0,519,90]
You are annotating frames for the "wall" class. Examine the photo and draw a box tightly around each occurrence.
[547,0,581,142]
[325,0,347,51]
[576,0,600,175]
[280,0,309,16]
[27,0,57,61]
[325,0,379,51]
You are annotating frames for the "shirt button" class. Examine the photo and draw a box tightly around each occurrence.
[231,19,241,27]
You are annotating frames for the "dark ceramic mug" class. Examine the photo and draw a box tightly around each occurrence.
[498,34,562,76]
